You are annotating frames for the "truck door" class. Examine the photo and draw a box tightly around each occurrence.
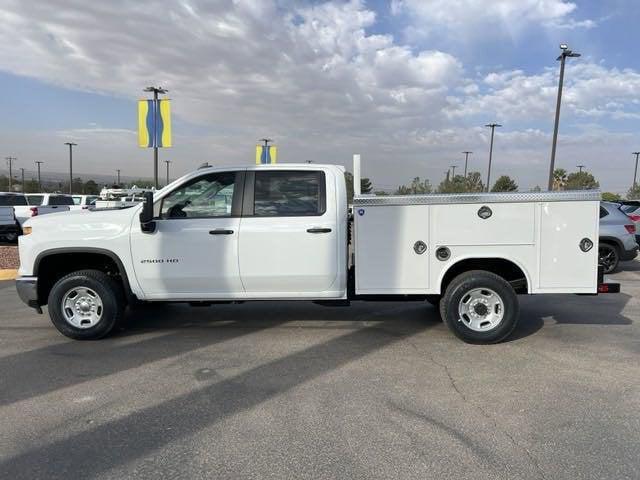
[238,169,338,295]
[130,171,245,298]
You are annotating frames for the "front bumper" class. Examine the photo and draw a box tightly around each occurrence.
[0,223,19,235]
[15,276,41,313]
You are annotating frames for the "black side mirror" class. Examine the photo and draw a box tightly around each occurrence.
[140,191,156,233]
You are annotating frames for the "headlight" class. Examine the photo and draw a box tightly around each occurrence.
[22,226,32,235]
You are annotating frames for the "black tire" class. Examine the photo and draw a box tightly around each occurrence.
[441,270,519,344]
[598,243,619,274]
[47,269,125,340]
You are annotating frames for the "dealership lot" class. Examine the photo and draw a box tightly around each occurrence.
[0,263,638,480]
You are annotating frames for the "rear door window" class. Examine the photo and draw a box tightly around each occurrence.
[27,195,44,205]
[0,195,28,206]
[50,195,75,206]
[599,207,609,219]
[253,171,326,217]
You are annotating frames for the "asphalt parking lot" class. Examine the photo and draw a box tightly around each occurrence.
[0,263,638,480]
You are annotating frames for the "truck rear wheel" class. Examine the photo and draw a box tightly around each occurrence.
[441,270,519,344]
[47,269,125,340]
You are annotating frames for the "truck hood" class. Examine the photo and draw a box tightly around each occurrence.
[24,205,139,237]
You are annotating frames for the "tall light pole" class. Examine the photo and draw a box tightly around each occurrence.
[5,157,16,191]
[64,142,77,194]
[548,44,581,191]
[450,164,457,178]
[20,168,25,192]
[144,86,168,189]
[462,151,472,178]
[485,123,501,192]
[35,161,43,192]
[164,160,171,185]
[116,169,121,185]
[632,152,640,189]
[577,164,585,173]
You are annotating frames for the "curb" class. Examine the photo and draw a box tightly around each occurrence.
[0,269,18,281]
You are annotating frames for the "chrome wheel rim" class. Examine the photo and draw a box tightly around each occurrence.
[61,287,103,329]
[458,288,504,332]
[598,246,616,272]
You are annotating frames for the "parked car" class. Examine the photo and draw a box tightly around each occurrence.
[599,201,638,273]
[71,195,99,210]
[0,205,20,243]
[620,203,640,244]
[26,193,76,207]
[0,192,71,227]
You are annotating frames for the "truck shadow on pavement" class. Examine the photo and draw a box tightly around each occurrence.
[0,301,439,408]
[506,290,634,342]
[1,303,438,479]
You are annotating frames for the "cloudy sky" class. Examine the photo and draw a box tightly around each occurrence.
[0,0,639,192]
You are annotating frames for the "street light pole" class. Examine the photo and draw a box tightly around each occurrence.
[5,157,16,191]
[485,123,501,192]
[144,86,168,189]
[116,169,121,185]
[462,151,472,178]
[450,165,457,178]
[577,164,585,173]
[632,152,640,189]
[548,44,581,191]
[35,161,43,192]
[165,160,171,185]
[64,142,77,194]
[20,168,25,192]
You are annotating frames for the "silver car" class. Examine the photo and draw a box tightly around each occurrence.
[620,203,640,244]
[599,202,639,273]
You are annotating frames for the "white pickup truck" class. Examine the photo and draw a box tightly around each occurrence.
[15,159,618,343]
[0,192,71,227]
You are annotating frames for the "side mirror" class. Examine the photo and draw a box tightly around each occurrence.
[139,191,156,233]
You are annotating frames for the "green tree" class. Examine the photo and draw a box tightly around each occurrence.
[552,168,567,191]
[601,192,622,202]
[530,185,542,192]
[23,179,41,193]
[465,171,485,192]
[627,185,640,200]
[396,177,432,195]
[491,175,518,192]
[344,172,374,201]
[128,179,155,189]
[565,171,599,190]
[360,177,372,194]
[84,179,100,195]
[438,174,468,193]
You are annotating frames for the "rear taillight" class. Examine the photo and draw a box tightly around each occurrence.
[628,214,640,222]
[625,224,636,234]
[30,207,38,217]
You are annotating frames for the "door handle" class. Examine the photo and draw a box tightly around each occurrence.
[307,227,332,234]
[209,229,234,235]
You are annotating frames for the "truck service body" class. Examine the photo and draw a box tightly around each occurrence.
[15,160,616,343]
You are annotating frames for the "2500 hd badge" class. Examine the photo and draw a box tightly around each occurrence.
[140,258,179,264]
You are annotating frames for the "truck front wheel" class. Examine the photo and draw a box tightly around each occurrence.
[441,270,519,344]
[47,269,125,340]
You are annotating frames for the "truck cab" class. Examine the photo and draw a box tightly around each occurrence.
[15,161,614,344]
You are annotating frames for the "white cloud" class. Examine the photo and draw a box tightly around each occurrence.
[392,0,595,43]
[0,0,636,193]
